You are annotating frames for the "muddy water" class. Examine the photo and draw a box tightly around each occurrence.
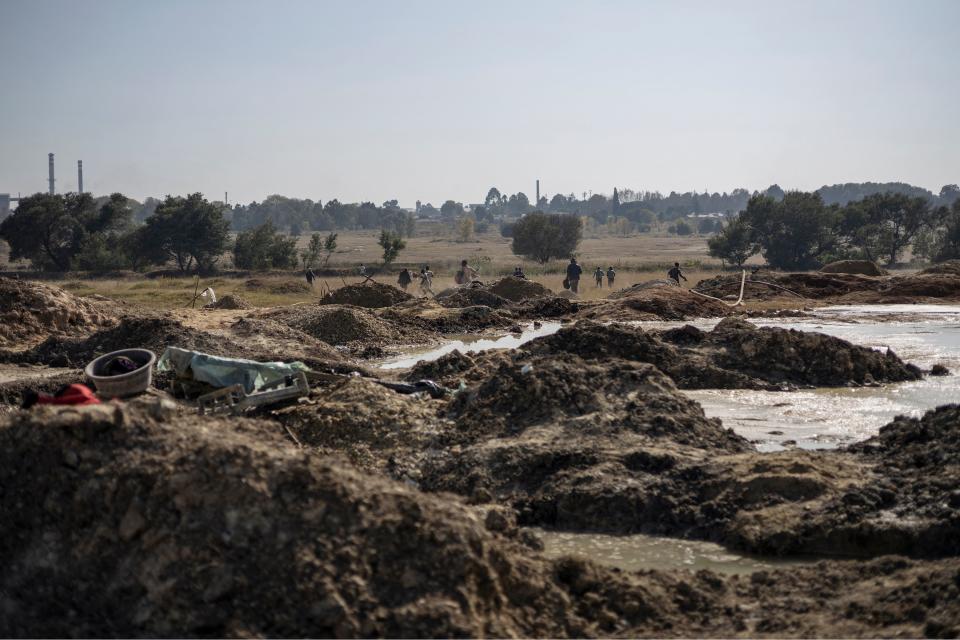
[379,321,563,370]
[535,528,815,575]
[677,305,960,451]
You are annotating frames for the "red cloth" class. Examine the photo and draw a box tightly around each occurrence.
[35,384,101,406]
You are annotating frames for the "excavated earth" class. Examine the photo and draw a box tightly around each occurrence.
[695,267,960,303]
[3,401,960,638]
[319,281,414,308]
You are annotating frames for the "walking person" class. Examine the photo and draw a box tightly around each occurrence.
[305,267,315,288]
[455,260,479,286]
[594,266,604,288]
[668,262,688,286]
[418,265,435,297]
[397,268,412,291]
[606,266,616,288]
[566,257,582,294]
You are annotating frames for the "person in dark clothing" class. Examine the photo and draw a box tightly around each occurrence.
[606,266,616,287]
[397,268,412,291]
[566,258,583,293]
[305,268,315,287]
[594,266,604,287]
[668,262,688,286]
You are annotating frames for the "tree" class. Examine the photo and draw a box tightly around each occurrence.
[861,193,933,265]
[933,200,960,262]
[673,220,693,236]
[0,192,132,271]
[456,216,475,242]
[142,193,230,272]
[741,192,837,270]
[301,233,324,268]
[707,217,758,267]
[484,187,503,208]
[233,221,298,270]
[323,232,338,265]
[510,212,582,264]
[378,230,406,265]
[440,200,464,219]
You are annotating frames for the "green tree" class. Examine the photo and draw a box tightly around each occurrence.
[741,192,837,270]
[511,212,582,263]
[674,219,693,236]
[440,200,464,220]
[707,217,758,267]
[378,229,406,266]
[234,221,298,270]
[933,200,960,262]
[0,192,132,270]
[301,233,324,268]
[456,216,475,242]
[142,193,230,272]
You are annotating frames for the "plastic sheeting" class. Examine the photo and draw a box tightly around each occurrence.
[157,347,309,393]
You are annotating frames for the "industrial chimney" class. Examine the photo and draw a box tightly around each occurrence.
[78,160,84,194]
[48,153,55,195]
[536,179,540,205]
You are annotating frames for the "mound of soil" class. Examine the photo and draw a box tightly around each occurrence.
[520,319,921,390]
[819,259,886,276]
[511,296,578,318]
[487,277,553,302]
[8,316,258,368]
[920,260,960,276]
[0,277,115,348]
[272,377,450,480]
[437,287,511,309]
[264,304,432,348]
[245,278,310,295]
[227,317,347,366]
[319,281,413,308]
[585,284,731,321]
[406,349,513,387]
[379,299,514,334]
[211,294,251,309]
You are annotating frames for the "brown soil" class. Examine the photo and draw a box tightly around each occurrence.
[262,304,434,350]
[379,298,514,334]
[487,276,553,302]
[405,349,514,387]
[584,282,732,321]
[226,316,347,366]
[3,403,959,638]
[520,318,922,389]
[245,278,311,294]
[696,270,960,303]
[0,276,116,348]
[819,259,886,276]
[210,294,251,310]
[436,285,511,309]
[319,281,413,308]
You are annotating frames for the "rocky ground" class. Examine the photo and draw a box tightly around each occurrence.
[2,273,960,637]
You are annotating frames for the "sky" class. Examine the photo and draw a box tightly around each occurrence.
[1,0,958,207]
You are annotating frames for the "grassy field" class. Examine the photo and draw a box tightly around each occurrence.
[3,228,739,310]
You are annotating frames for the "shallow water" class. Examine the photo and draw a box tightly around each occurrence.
[669,305,960,450]
[379,321,563,370]
[535,528,814,575]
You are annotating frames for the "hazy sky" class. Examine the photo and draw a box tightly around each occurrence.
[1,0,957,206]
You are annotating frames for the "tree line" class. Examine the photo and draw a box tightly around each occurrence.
[708,191,960,269]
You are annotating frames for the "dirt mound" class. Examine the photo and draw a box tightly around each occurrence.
[436,286,511,309]
[819,259,886,276]
[226,316,347,366]
[920,260,960,276]
[245,278,310,294]
[210,294,251,309]
[272,377,450,479]
[0,401,588,637]
[487,277,553,302]
[0,277,115,348]
[585,283,731,321]
[264,304,432,349]
[406,349,513,387]
[9,316,258,368]
[379,299,514,334]
[319,281,413,308]
[511,296,578,318]
[521,318,922,390]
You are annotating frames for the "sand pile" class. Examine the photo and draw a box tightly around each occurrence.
[820,259,886,276]
[227,317,347,366]
[521,319,922,390]
[406,349,513,387]
[587,283,731,321]
[920,260,960,276]
[264,304,430,348]
[0,277,115,348]
[319,281,412,308]
[211,294,251,309]
[245,278,311,294]
[273,377,450,479]
[487,277,552,302]
[11,316,256,368]
[0,401,592,637]
[436,287,510,309]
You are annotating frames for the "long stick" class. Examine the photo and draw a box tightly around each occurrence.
[189,274,200,308]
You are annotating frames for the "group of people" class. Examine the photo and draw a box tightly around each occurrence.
[565,259,616,293]
[397,266,435,296]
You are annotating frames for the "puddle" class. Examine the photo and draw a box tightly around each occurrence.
[534,528,815,575]
[379,321,562,370]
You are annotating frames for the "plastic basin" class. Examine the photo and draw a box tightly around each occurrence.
[84,348,157,398]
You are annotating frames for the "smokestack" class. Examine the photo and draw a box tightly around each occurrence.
[77,160,83,194]
[48,153,55,195]
[536,179,540,204]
